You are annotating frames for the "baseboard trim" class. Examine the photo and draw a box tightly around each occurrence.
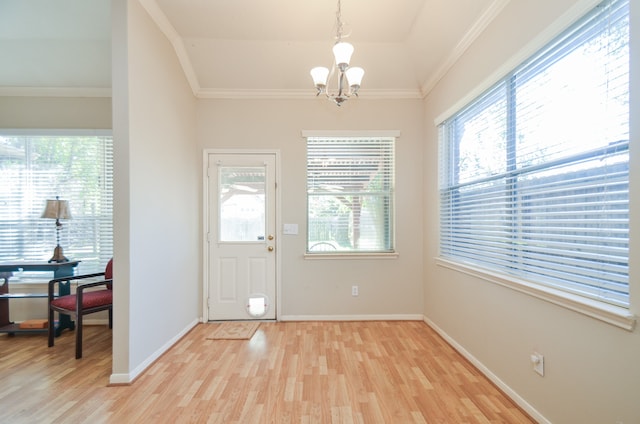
[109,318,199,385]
[279,314,423,322]
[422,316,550,424]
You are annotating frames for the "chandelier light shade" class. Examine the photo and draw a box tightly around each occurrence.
[346,66,364,89]
[310,0,364,106]
[41,196,72,263]
[310,67,330,90]
[332,41,354,68]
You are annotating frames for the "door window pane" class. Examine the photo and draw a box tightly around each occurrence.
[219,166,266,242]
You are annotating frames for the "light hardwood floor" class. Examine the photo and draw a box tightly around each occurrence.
[0,321,535,423]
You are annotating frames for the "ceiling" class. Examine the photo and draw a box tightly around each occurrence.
[0,0,506,99]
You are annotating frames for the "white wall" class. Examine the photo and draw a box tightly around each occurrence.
[0,96,111,129]
[423,1,640,423]
[197,98,425,319]
[111,0,199,382]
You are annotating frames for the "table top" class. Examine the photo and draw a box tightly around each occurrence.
[0,261,80,272]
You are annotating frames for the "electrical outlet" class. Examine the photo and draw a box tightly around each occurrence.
[352,285,359,296]
[530,352,544,376]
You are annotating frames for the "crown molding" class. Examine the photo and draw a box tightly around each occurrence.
[359,89,424,100]
[433,0,602,125]
[197,89,310,100]
[196,88,423,100]
[0,86,112,98]
[0,86,421,101]
[421,0,511,97]
[138,0,201,96]
[140,0,425,102]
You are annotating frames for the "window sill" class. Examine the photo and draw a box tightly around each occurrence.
[304,252,399,260]
[435,257,636,331]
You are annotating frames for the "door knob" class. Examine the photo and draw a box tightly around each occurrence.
[268,235,274,240]
[268,246,274,252]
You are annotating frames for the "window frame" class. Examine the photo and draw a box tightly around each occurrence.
[303,131,398,259]
[0,129,113,280]
[435,0,634,330]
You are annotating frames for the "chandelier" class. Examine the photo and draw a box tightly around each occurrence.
[310,0,364,106]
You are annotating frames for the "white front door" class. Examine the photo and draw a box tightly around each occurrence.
[206,153,277,320]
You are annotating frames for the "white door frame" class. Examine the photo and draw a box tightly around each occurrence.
[202,149,281,322]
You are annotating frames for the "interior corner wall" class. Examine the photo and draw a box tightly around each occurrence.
[0,96,111,129]
[196,98,425,320]
[422,1,640,423]
[111,0,199,381]
[111,0,131,381]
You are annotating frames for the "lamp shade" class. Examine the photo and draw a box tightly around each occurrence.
[310,67,330,87]
[41,199,72,220]
[346,66,365,87]
[332,42,354,67]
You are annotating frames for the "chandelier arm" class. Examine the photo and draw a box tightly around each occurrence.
[328,60,337,82]
[337,70,346,98]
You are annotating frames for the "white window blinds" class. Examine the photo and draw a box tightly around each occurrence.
[0,132,113,277]
[438,0,629,307]
[307,137,395,253]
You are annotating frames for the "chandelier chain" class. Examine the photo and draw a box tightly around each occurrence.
[335,0,343,42]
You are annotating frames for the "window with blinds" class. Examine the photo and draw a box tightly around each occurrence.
[0,132,113,278]
[438,0,629,307]
[307,137,395,253]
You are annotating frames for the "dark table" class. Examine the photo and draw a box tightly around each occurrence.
[0,261,80,335]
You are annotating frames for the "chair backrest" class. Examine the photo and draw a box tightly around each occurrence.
[105,258,113,290]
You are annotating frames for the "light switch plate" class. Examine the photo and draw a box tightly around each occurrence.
[283,223,299,235]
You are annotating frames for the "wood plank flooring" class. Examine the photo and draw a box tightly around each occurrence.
[0,321,535,423]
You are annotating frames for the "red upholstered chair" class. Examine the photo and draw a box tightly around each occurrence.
[48,259,113,359]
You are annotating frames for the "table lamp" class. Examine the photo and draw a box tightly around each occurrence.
[41,196,72,263]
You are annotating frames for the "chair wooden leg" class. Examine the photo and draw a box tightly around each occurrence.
[48,309,55,348]
[76,313,83,359]
[108,308,112,329]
